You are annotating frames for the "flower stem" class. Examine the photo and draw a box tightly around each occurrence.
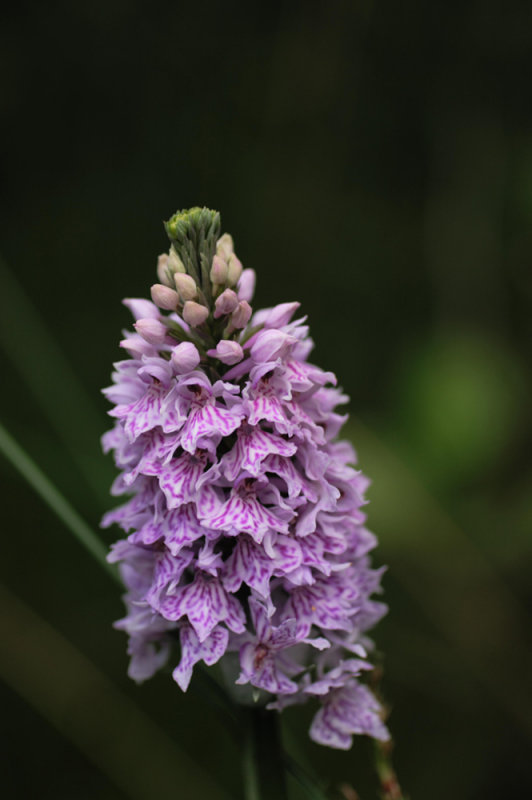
[374,738,407,800]
[243,708,287,800]
[369,665,408,800]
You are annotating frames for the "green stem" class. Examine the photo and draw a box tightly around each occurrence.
[243,708,288,800]
[243,728,260,800]
[0,256,110,505]
[374,738,407,800]
[369,666,407,800]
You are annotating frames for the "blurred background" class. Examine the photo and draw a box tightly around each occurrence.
[1,1,531,798]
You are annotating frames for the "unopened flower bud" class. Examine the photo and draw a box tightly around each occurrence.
[230,300,252,330]
[150,283,179,310]
[250,329,295,363]
[226,252,243,286]
[156,253,172,286]
[171,342,200,373]
[134,318,168,345]
[174,273,198,302]
[237,269,256,302]
[216,233,234,261]
[207,340,244,365]
[157,249,186,286]
[210,254,228,285]
[183,301,209,327]
[214,288,239,318]
[168,246,186,274]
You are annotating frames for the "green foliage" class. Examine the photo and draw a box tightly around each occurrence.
[391,333,526,488]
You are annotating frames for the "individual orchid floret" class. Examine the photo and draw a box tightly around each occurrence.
[236,599,300,695]
[216,232,234,261]
[150,283,179,311]
[210,254,228,286]
[102,206,388,750]
[226,252,243,286]
[134,317,168,345]
[259,301,302,329]
[182,300,208,327]
[157,253,171,286]
[237,268,256,302]
[214,288,239,318]
[208,340,244,365]
[230,300,252,330]
[173,624,229,691]
[157,247,186,287]
[171,342,201,373]
[250,329,296,364]
[174,273,198,302]
[309,681,389,749]
[123,297,160,320]
[168,246,186,274]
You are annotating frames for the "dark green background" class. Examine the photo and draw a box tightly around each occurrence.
[1,2,531,798]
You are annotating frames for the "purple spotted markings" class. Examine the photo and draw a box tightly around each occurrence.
[102,208,389,749]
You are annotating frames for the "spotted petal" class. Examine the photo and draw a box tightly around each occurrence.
[158,452,208,509]
[237,643,299,695]
[222,535,273,598]
[155,572,245,642]
[309,682,389,749]
[221,428,297,481]
[111,383,168,441]
[202,489,290,543]
[180,402,242,454]
[172,623,229,691]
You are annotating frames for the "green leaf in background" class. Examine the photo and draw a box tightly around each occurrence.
[390,332,526,489]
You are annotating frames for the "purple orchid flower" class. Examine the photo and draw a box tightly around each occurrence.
[102,207,389,748]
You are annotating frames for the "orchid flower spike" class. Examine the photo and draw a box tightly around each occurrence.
[101,206,388,750]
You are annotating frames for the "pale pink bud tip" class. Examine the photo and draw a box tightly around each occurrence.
[171,342,201,373]
[134,318,168,345]
[230,300,252,330]
[214,288,239,318]
[237,269,256,302]
[216,233,234,261]
[168,247,186,273]
[207,340,244,365]
[156,253,171,286]
[250,329,295,363]
[210,254,228,285]
[183,301,209,327]
[174,273,198,301]
[150,283,179,310]
[226,252,243,286]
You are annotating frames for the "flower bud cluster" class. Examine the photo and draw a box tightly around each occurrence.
[149,225,253,336]
[102,209,389,749]
[210,233,243,287]
[157,247,186,286]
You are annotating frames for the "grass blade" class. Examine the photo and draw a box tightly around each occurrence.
[0,256,110,503]
[0,421,116,581]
